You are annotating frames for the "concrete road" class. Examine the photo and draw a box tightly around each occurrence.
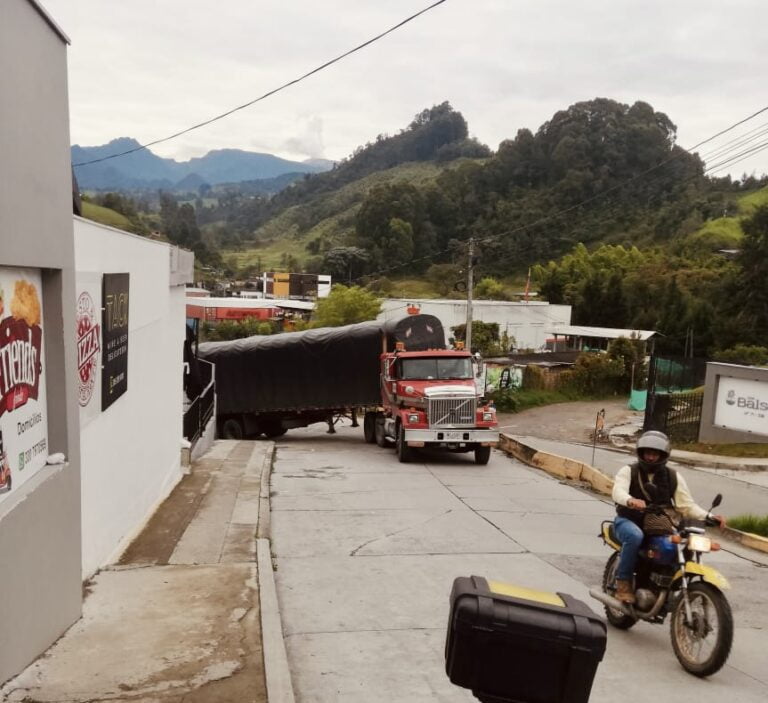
[512,434,768,518]
[270,423,768,703]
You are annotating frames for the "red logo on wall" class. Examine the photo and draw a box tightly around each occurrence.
[77,291,101,407]
[0,281,43,417]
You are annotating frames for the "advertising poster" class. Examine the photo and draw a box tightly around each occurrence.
[485,364,522,393]
[714,376,768,437]
[0,267,48,505]
[77,273,102,427]
[102,273,129,411]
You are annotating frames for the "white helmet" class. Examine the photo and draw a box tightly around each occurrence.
[636,430,670,466]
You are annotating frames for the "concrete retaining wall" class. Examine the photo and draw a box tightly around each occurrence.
[498,433,768,555]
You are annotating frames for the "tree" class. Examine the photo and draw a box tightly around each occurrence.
[322,247,371,282]
[713,345,768,367]
[312,285,381,327]
[451,321,503,356]
[607,336,646,391]
[732,204,768,343]
[474,277,508,300]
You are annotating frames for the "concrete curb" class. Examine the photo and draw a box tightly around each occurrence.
[256,441,296,703]
[498,433,768,555]
[257,443,275,540]
[257,538,295,703]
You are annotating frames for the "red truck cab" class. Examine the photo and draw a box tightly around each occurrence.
[366,344,499,464]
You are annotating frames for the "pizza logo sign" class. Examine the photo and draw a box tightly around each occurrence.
[0,280,43,417]
[77,291,101,407]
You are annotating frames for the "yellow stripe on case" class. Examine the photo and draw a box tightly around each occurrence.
[487,581,565,608]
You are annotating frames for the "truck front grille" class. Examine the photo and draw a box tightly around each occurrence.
[428,397,476,428]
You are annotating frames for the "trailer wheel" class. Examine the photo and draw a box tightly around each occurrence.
[363,412,377,444]
[221,418,244,440]
[396,423,415,463]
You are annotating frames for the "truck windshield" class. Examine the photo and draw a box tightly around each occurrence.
[399,357,473,380]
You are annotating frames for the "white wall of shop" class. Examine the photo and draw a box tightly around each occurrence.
[75,217,190,577]
[378,299,572,351]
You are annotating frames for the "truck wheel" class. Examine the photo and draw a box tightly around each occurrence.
[396,423,414,463]
[363,412,376,444]
[474,446,491,465]
[375,415,389,448]
[221,418,244,440]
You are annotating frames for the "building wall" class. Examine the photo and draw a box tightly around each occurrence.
[699,362,768,444]
[75,217,189,577]
[0,0,82,684]
[378,299,572,351]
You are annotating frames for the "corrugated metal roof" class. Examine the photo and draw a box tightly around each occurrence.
[187,297,315,311]
[548,325,656,341]
[27,0,71,44]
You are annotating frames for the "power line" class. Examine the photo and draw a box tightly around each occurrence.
[72,0,449,168]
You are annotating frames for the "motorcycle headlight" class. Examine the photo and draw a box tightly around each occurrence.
[687,535,712,553]
[407,413,420,424]
[482,412,494,422]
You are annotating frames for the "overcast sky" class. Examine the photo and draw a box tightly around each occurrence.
[42,0,768,177]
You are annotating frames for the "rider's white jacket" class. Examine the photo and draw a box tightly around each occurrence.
[612,465,709,520]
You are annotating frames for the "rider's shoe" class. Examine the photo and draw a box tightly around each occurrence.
[615,579,636,604]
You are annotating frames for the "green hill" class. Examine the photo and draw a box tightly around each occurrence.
[683,185,768,252]
[220,160,467,271]
[81,201,134,230]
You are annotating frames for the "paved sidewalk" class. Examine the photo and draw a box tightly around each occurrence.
[1,441,271,703]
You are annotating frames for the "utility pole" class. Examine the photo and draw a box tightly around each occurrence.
[465,237,475,353]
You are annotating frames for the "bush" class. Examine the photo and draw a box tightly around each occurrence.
[560,353,624,396]
[713,345,768,367]
[489,388,519,412]
[522,365,548,390]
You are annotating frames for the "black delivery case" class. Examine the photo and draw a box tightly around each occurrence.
[445,576,606,703]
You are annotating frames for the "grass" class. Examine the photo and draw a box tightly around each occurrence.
[727,514,768,537]
[738,185,768,214]
[81,201,133,230]
[673,441,768,458]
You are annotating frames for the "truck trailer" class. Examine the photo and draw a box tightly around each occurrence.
[199,313,499,463]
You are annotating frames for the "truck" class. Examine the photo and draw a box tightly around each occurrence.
[364,335,499,465]
[198,314,498,463]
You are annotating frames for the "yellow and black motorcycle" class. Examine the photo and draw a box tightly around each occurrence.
[590,493,733,677]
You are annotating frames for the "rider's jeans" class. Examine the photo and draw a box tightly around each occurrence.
[614,517,644,581]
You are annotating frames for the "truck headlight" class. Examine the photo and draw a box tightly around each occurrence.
[482,412,494,422]
[407,413,420,424]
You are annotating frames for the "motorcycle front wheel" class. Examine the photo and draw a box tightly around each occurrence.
[670,581,733,677]
[602,552,637,629]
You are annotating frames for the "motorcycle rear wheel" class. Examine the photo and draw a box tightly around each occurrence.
[602,552,637,629]
[670,581,733,677]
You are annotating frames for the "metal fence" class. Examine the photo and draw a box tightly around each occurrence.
[644,390,704,443]
[183,359,215,444]
[643,355,707,442]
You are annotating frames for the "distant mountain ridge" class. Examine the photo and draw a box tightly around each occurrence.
[71,138,334,190]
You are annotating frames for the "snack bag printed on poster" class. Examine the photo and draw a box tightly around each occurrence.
[0,269,49,503]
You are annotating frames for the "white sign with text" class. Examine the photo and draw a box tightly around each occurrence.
[714,375,768,437]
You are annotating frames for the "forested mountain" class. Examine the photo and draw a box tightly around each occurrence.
[214,99,755,273]
[71,138,332,190]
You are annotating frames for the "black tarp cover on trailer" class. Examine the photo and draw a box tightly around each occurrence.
[198,314,445,414]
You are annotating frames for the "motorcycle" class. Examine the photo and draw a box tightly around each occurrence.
[590,493,733,677]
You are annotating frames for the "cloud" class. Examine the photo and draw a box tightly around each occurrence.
[282,116,326,159]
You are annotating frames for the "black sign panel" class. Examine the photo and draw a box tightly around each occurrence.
[101,273,129,410]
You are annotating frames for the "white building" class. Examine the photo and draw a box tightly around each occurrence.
[378,299,572,351]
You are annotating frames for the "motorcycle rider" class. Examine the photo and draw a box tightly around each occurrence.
[612,430,726,604]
